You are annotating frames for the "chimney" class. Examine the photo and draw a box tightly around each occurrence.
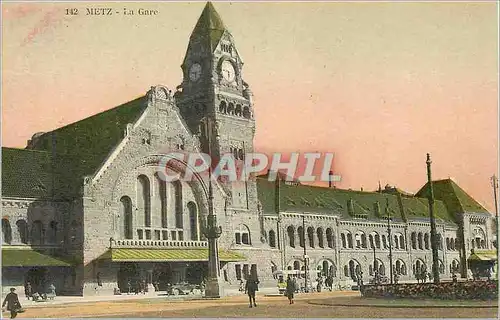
[328,171,333,188]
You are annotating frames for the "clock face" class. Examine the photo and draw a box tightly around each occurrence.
[221,60,236,82]
[189,63,202,82]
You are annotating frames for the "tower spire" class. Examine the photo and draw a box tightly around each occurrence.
[190,2,227,52]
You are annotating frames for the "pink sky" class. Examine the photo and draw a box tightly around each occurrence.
[2,2,498,211]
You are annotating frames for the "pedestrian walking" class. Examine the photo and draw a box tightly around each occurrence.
[127,280,132,294]
[244,278,259,308]
[2,288,22,319]
[285,276,296,304]
[24,282,32,300]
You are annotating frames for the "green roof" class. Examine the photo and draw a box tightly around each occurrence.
[257,178,454,223]
[415,179,489,216]
[2,248,73,267]
[26,96,147,198]
[190,2,227,52]
[1,148,53,198]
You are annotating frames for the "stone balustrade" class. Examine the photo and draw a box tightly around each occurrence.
[111,239,208,248]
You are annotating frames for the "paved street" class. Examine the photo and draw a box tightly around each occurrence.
[4,291,497,318]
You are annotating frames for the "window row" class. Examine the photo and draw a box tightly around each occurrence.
[1,218,78,245]
[235,263,258,280]
[340,231,406,250]
[283,226,335,249]
[121,175,202,241]
[410,232,443,250]
[219,101,251,119]
[234,225,251,245]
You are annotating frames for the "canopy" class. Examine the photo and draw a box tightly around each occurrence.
[105,248,246,262]
[468,250,498,261]
[2,248,73,267]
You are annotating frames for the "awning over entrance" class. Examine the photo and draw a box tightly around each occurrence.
[2,248,73,267]
[468,250,498,261]
[106,248,246,262]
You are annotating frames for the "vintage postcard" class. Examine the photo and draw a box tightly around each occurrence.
[1,1,498,318]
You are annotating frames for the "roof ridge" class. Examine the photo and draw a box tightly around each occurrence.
[37,96,144,139]
[2,147,50,154]
[446,179,466,212]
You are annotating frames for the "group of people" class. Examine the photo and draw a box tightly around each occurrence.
[125,279,149,295]
[23,282,57,301]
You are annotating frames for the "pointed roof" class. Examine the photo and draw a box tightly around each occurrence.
[415,179,489,215]
[190,2,227,52]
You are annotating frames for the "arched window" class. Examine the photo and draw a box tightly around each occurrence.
[2,219,12,244]
[355,231,365,249]
[446,237,450,250]
[268,230,276,248]
[411,232,417,249]
[395,259,407,275]
[219,101,227,113]
[173,180,183,228]
[137,175,151,228]
[326,228,334,248]
[374,259,385,276]
[16,220,28,244]
[307,227,314,248]
[287,226,295,247]
[49,221,58,244]
[187,202,199,241]
[369,234,374,249]
[399,234,405,249]
[418,232,423,250]
[121,196,133,239]
[317,228,324,248]
[382,234,387,249]
[438,259,445,274]
[375,233,381,249]
[347,233,353,248]
[235,104,242,117]
[298,226,305,248]
[424,233,430,250]
[293,260,300,270]
[31,220,43,245]
[394,234,400,249]
[348,260,360,281]
[341,233,346,248]
[156,174,167,228]
[235,224,250,245]
[227,103,235,115]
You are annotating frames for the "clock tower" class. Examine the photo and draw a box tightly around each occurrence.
[175,2,257,211]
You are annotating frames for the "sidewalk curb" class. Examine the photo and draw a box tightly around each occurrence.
[306,300,499,309]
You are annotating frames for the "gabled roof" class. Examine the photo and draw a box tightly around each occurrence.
[25,96,148,198]
[189,2,227,52]
[257,177,453,223]
[415,179,489,215]
[1,148,53,198]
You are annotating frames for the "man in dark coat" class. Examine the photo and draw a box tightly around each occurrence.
[2,288,22,319]
[244,278,259,308]
[285,276,296,304]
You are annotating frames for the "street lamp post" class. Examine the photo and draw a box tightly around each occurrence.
[201,117,223,298]
[386,200,394,285]
[426,153,440,284]
[491,175,499,279]
[302,214,309,293]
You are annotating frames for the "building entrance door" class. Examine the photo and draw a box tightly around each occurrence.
[117,262,140,293]
[26,267,48,293]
